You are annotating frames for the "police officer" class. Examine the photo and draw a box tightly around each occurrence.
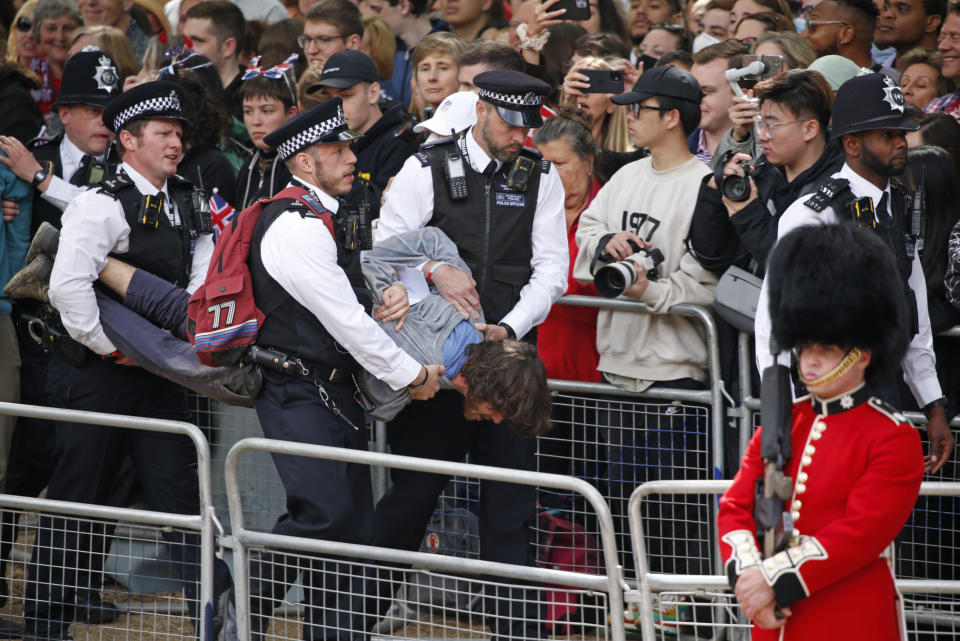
[24,80,216,641]
[0,49,124,628]
[241,98,442,640]
[373,70,567,639]
[755,72,955,475]
[0,49,122,235]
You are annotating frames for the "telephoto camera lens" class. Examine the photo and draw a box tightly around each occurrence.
[594,261,639,298]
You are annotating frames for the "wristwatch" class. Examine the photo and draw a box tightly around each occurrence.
[498,322,517,340]
[31,166,48,188]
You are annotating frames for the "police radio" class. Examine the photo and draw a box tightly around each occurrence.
[338,173,373,251]
[191,169,214,234]
[444,147,469,200]
[506,155,535,192]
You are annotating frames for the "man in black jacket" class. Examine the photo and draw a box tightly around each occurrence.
[689,69,842,275]
[309,50,414,216]
[687,69,843,474]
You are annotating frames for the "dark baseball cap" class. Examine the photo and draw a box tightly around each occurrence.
[308,50,379,92]
[611,65,703,106]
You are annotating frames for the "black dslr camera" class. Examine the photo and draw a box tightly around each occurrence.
[714,150,755,203]
[593,239,665,298]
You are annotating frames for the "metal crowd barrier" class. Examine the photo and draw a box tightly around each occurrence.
[0,402,216,641]
[224,437,628,641]
[627,479,960,641]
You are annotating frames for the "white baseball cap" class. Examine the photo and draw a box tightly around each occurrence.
[414,91,479,136]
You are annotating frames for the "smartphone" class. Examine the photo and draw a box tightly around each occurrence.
[543,0,591,22]
[738,54,784,91]
[581,69,624,94]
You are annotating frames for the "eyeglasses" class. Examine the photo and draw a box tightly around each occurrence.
[727,36,758,45]
[16,16,31,32]
[650,22,687,33]
[630,103,670,116]
[753,115,803,135]
[297,33,347,49]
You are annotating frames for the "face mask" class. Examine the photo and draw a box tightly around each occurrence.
[693,31,721,53]
[794,16,807,32]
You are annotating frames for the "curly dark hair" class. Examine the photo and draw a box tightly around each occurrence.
[459,340,552,437]
[167,67,230,150]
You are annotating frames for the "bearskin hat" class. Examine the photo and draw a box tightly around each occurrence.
[767,224,910,388]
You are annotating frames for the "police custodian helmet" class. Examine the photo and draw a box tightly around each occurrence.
[830,72,919,139]
[766,224,910,388]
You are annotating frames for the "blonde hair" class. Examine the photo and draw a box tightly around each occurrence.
[559,56,632,153]
[69,25,139,80]
[362,15,396,80]
[410,31,468,70]
[7,0,38,64]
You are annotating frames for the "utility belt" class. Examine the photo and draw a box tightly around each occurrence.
[246,345,357,384]
[19,305,91,366]
[247,345,367,432]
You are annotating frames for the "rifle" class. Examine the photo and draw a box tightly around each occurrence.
[756,350,794,558]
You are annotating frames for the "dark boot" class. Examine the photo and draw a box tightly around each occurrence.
[3,254,53,302]
[25,221,60,264]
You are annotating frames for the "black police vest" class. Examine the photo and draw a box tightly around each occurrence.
[98,171,200,288]
[419,139,543,325]
[248,197,374,372]
[30,136,120,236]
[806,176,919,335]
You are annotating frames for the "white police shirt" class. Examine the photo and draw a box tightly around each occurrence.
[40,134,106,211]
[755,162,942,406]
[259,175,423,391]
[376,126,568,339]
[49,161,214,355]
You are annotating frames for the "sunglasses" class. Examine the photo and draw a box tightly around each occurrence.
[16,16,31,32]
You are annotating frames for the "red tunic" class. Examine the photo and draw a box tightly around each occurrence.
[717,388,923,641]
[537,178,602,382]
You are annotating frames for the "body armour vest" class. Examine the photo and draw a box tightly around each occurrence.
[98,171,199,288]
[31,136,120,236]
[249,197,374,371]
[420,139,544,325]
[807,177,919,335]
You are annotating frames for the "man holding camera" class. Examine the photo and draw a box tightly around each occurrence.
[572,65,718,572]
[373,69,566,639]
[755,72,955,475]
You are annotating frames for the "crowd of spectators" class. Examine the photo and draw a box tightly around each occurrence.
[4,0,960,587]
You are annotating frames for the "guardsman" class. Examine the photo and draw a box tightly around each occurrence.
[720,223,923,640]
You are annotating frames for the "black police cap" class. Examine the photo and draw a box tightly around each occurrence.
[263,97,361,161]
[308,50,379,92]
[474,70,551,128]
[611,65,702,106]
[54,48,121,108]
[831,73,918,140]
[102,80,189,133]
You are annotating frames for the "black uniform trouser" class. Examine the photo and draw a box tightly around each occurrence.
[370,389,543,641]
[24,355,205,638]
[250,371,372,641]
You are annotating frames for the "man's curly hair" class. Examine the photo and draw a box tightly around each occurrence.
[460,340,552,437]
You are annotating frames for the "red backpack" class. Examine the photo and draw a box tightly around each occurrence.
[187,186,335,367]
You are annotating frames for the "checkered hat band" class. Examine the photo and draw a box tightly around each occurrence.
[276,113,347,159]
[479,88,541,108]
[113,94,181,131]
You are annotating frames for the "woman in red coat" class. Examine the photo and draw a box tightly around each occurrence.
[718,224,924,640]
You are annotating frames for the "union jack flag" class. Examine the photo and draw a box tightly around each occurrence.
[210,191,236,244]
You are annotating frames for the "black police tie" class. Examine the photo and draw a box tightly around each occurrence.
[483,160,497,176]
[70,155,93,186]
[875,191,889,223]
